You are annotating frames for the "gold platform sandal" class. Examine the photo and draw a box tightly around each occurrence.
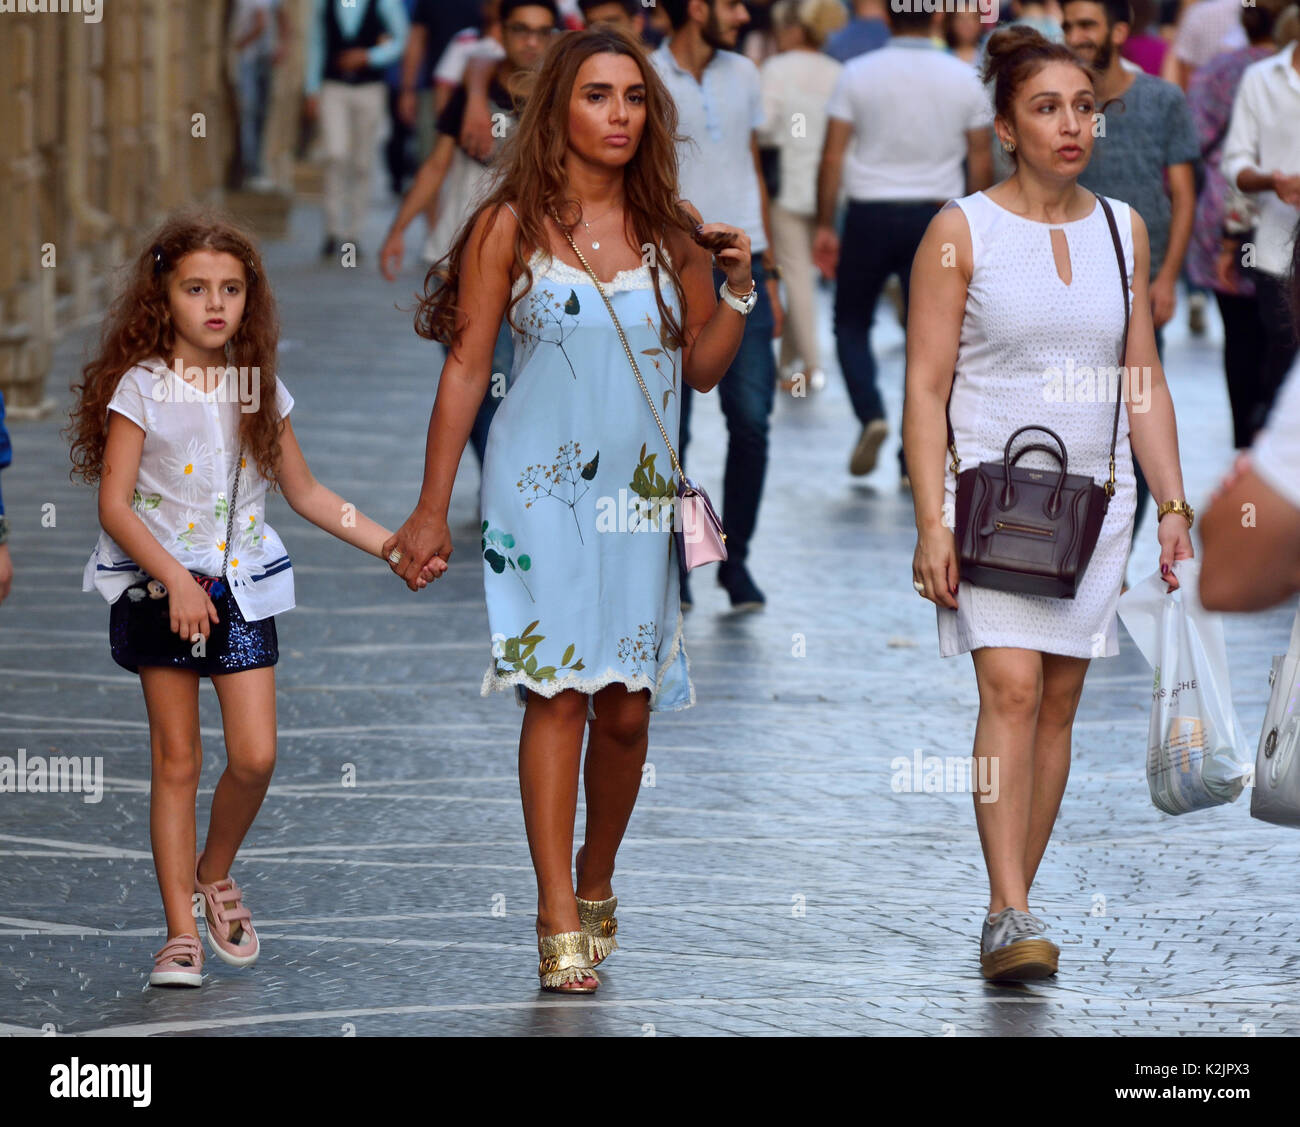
[577,896,619,966]
[537,929,600,993]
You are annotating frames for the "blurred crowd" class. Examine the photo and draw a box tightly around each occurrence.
[219,0,1300,472]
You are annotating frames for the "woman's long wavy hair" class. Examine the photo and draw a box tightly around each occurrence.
[414,27,697,353]
[67,208,283,488]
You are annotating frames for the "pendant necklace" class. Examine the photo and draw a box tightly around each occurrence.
[581,201,621,251]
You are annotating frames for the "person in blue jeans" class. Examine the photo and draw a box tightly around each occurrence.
[0,389,13,605]
[652,0,787,612]
[676,255,777,601]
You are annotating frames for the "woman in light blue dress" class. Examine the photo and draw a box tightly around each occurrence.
[382,28,756,993]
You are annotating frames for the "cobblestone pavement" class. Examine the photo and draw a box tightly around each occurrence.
[2,194,1298,1038]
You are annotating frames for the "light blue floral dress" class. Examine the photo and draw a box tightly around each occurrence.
[479,245,694,716]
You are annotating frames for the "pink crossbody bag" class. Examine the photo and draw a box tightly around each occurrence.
[561,230,728,572]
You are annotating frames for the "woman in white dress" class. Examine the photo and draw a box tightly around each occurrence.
[902,26,1195,982]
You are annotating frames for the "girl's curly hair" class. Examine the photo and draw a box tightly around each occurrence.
[67,207,283,488]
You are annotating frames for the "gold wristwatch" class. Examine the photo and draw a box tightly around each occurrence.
[1157,498,1195,528]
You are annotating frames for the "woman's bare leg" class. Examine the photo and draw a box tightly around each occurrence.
[518,687,595,984]
[575,684,651,901]
[970,647,1044,914]
[140,667,204,941]
[1024,653,1090,893]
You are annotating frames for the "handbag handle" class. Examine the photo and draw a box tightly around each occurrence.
[1004,425,1067,470]
[1001,426,1069,512]
[945,193,1130,499]
[557,226,684,488]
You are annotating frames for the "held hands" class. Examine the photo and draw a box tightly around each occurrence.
[693,224,752,296]
[382,508,453,592]
[912,525,960,611]
[1157,513,1195,591]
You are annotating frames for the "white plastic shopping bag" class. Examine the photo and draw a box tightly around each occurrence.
[1117,558,1252,814]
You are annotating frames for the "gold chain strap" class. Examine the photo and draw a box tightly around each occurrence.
[560,228,684,487]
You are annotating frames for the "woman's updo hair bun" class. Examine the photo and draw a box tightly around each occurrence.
[981,24,1095,130]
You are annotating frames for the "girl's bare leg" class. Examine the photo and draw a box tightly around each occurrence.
[199,667,277,939]
[575,684,650,902]
[140,667,204,941]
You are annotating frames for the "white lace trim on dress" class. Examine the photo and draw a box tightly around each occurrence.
[512,249,662,299]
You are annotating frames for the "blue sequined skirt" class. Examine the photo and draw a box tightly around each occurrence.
[109,578,278,677]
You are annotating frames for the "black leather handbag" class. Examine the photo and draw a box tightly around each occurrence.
[946,194,1130,600]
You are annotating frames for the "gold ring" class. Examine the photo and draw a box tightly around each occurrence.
[388,549,402,565]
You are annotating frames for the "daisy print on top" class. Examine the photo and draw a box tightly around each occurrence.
[83,357,297,623]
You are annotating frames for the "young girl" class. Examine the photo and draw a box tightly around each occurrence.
[69,210,446,987]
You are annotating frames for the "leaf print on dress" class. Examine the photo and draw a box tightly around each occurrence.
[518,288,582,380]
[481,519,534,601]
[517,441,599,544]
[641,313,680,413]
[628,442,675,531]
[494,619,585,681]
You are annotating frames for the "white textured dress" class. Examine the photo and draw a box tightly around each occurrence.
[938,191,1138,659]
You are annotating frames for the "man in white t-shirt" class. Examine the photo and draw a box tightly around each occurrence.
[814,8,993,483]
[651,0,786,613]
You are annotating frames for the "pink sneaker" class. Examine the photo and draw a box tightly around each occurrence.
[195,851,260,967]
[149,934,204,987]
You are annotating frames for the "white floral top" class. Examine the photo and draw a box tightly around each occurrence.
[81,357,296,622]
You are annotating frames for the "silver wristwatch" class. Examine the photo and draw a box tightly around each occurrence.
[719,279,758,316]
[0,515,9,546]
